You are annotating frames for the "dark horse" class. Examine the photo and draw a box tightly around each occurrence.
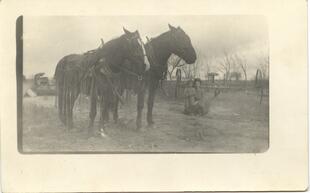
[54,28,146,130]
[103,24,197,130]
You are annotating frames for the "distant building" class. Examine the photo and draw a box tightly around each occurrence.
[34,73,49,86]
[207,72,219,83]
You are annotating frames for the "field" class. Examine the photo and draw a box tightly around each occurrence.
[22,90,269,153]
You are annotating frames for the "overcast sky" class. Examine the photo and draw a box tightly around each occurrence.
[23,15,268,78]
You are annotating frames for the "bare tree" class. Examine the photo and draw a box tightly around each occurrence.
[255,51,269,104]
[192,58,200,78]
[180,50,204,79]
[217,50,234,85]
[255,44,269,80]
[181,62,200,79]
[233,53,248,89]
[204,59,211,81]
[181,64,193,79]
[198,51,211,79]
[167,54,185,80]
[257,53,269,80]
[205,59,211,77]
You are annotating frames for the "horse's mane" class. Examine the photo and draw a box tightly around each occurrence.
[147,30,170,44]
[98,34,126,54]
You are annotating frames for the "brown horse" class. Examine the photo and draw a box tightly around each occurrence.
[97,24,197,130]
[137,24,197,129]
[88,34,149,135]
[54,28,146,130]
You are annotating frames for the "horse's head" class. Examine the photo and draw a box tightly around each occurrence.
[122,27,146,76]
[168,24,197,64]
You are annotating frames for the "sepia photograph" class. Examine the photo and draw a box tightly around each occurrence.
[20,15,269,153]
[1,0,308,192]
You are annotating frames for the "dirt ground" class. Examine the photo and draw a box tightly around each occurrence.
[22,91,269,153]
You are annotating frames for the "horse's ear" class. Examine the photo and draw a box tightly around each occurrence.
[134,30,140,38]
[123,27,131,35]
[168,23,177,31]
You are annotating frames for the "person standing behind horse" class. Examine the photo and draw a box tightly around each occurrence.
[184,78,204,116]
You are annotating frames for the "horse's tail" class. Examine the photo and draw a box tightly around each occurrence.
[54,54,82,128]
[54,58,66,124]
[54,58,62,109]
[54,63,59,108]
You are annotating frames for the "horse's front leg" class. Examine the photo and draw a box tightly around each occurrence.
[100,95,110,123]
[147,87,156,126]
[113,98,119,123]
[136,88,145,130]
[68,90,79,129]
[65,89,75,130]
[99,94,109,137]
[146,78,159,126]
[88,79,97,134]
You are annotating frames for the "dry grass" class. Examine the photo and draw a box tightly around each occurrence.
[22,91,269,153]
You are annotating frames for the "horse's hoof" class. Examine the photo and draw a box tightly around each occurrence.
[100,132,107,138]
[99,128,108,137]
